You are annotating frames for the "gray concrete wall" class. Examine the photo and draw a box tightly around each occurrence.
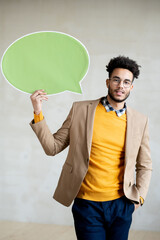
[0,0,160,231]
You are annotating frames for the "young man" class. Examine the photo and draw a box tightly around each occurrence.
[30,56,152,240]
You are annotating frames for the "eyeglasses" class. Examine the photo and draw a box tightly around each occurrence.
[109,77,132,88]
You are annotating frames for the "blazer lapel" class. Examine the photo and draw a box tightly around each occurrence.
[86,99,100,158]
[125,106,133,166]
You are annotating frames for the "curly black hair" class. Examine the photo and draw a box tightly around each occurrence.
[106,56,141,81]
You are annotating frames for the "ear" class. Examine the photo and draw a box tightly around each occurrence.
[106,79,109,88]
[130,84,134,91]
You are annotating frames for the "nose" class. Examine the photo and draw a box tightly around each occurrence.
[118,80,124,88]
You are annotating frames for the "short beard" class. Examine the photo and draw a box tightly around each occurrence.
[108,86,130,103]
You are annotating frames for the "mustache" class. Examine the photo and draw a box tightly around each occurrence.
[114,88,125,93]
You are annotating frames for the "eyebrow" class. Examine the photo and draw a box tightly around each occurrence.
[112,76,132,82]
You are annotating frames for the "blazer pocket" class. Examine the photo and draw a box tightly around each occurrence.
[62,162,73,173]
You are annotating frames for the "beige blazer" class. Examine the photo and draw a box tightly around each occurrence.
[30,99,152,207]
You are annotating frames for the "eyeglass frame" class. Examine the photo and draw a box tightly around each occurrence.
[109,77,133,88]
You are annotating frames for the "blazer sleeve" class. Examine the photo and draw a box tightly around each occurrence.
[30,104,74,156]
[136,118,152,200]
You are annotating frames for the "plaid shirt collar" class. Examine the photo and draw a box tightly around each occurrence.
[100,96,127,117]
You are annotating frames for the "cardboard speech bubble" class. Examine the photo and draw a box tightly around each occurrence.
[1,31,90,95]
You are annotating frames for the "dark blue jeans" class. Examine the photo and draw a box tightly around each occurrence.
[72,196,134,240]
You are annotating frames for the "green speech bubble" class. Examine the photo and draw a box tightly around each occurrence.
[1,31,90,95]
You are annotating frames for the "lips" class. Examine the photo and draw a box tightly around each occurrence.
[115,90,124,96]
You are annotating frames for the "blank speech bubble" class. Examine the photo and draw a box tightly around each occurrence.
[1,31,90,95]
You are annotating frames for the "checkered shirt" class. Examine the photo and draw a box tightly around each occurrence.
[100,96,127,117]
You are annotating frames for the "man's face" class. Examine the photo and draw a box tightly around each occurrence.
[106,68,134,103]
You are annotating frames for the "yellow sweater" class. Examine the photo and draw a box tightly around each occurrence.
[77,103,127,201]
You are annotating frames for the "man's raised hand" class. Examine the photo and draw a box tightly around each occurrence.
[30,90,48,115]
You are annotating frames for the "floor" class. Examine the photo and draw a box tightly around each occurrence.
[0,221,160,240]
